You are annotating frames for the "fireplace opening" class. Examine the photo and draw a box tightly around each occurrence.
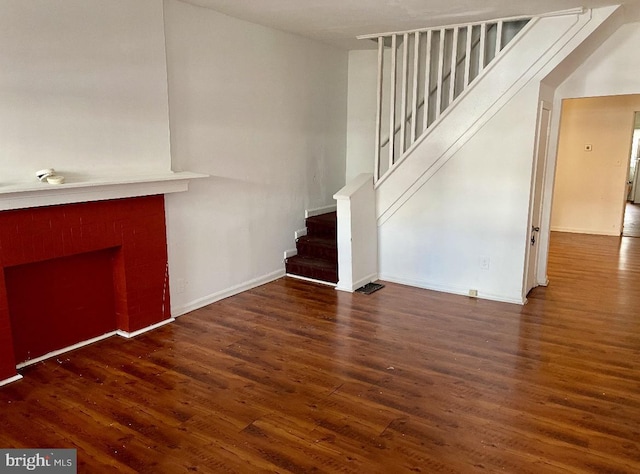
[5,248,120,364]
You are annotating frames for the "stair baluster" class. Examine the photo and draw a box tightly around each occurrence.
[361,17,531,184]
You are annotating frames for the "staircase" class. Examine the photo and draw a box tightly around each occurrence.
[285,212,338,284]
[362,17,532,183]
[347,7,619,303]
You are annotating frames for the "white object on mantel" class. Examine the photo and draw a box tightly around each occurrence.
[36,168,55,182]
[0,171,208,211]
[46,175,65,185]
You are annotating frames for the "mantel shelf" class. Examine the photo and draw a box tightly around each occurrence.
[0,171,208,211]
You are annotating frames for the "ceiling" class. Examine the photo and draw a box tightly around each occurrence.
[178,0,640,49]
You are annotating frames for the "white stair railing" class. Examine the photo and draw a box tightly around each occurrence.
[359,17,532,183]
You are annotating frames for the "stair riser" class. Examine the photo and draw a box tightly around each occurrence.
[306,222,336,239]
[296,241,337,260]
[285,261,337,283]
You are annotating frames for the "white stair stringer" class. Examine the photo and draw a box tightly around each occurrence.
[376,6,620,225]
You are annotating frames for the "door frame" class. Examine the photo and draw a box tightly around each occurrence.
[523,100,552,301]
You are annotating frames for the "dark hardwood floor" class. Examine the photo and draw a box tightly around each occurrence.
[1,232,640,473]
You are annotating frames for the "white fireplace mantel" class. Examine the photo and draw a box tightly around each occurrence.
[0,171,208,211]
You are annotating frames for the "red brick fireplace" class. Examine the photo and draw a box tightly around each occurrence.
[0,195,171,382]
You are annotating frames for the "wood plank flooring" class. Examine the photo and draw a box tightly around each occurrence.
[623,201,640,237]
[1,232,640,472]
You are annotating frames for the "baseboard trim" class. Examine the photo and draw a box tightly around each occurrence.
[15,331,118,369]
[284,248,297,261]
[305,205,337,218]
[116,318,175,339]
[286,273,336,287]
[336,273,379,293]
[379,274,525,305]
[294,228,307,239]
[171,269,285,317]
[550,226,619,236]
[13,317,178,372]
[0,374,23,387]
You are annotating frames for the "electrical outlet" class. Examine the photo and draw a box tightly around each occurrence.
[480,256,490,270]
[468,289,478,297]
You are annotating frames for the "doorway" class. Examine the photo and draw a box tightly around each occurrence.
[550,96,640,237]
[623,111,640,237]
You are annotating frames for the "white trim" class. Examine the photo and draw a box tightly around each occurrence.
[285,274,337,287]
[550,226,620,236]
[305,205,337,218]
[399,33,409,155]
[333,173,374,199]
[356,8,584,40]
[294,228,307,239]
[435,28,445,120]
[336,272,379,293]
[116,318,175,339]
[284,248,297,260]
[495,21,504,56]
[15,331,118,369]
[464,24,473,86]
[0,171,208,212]
[13,317,178,370]
[172,269,285,317]
[0,374,23,387]
[449,27,460,105]
[374,36,384,182]
[388,34,398,170]
[411,31,420,146]
[379,274,525,305]
[423,30,433,131]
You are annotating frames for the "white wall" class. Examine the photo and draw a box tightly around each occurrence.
[0,0,171,182]
[346,50,378,182]
[163,0,348,314]
[378,84,540,303]
[554,21,640,98]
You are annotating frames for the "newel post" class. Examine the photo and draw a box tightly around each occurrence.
[333,174,379,292]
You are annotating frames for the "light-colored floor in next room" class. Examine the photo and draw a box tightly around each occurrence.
[623,201,640,237]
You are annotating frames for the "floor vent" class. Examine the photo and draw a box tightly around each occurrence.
[355,282,385,295]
